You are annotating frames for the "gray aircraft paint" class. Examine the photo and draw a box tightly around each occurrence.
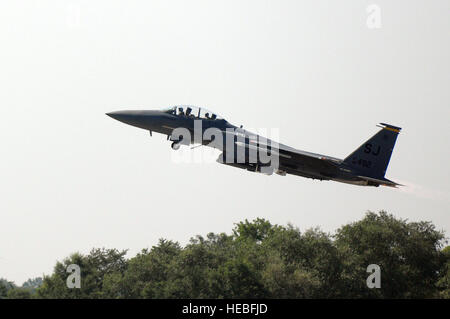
[107,106,401,187]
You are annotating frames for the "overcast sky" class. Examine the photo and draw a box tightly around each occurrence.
[1,1,449,284]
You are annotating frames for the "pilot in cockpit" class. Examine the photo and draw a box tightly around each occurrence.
[178,107,184,116]
[205,112,210,119]
[186,107,193,117]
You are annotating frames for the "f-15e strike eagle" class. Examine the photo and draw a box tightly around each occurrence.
[107,105,402,187]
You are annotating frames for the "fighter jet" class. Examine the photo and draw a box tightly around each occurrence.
[107,105,402,187]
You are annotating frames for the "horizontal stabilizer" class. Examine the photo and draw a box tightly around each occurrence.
[357,175,403,188]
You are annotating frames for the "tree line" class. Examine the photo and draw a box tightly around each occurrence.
[1,211,449,298]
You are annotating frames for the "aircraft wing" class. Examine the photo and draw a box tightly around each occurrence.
[234,140,341,172]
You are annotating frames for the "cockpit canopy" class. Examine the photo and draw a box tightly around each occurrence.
[162,105,224,121]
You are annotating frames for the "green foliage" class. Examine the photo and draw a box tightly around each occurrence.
[6,288,32,299]
[437,246,450,298]
[25,212,449,299]
[233,218,278,242]
[335,211,446,298]
[37,248,127,299]
[0,278,15,299]
[117,239,182,298]
[22,277,43,290]
[1,277,42,299]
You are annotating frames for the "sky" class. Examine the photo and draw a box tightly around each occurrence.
[0,0,449,285]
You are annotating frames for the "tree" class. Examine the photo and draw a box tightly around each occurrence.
[33,212,448,299]
[37,248,127,299]
[233,218,278,242]
[115,239,182,298]
[335,211,446,298]
[6,288,32,299]
[261,225,342,298]
[0,278,15,299]
[437,246,450,298]
[22,277,43,289]
[21,277,43,296]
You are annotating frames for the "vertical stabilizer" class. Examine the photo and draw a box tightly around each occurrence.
[343,123,401,179]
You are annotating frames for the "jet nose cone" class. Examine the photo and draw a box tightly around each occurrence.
[106,110,163,130]
[106,110,143,126]
[106,111,129,121]
[106,111,118,119]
